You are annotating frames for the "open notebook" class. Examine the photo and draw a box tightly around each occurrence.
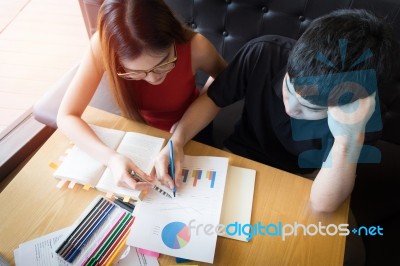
[53,125,165,200]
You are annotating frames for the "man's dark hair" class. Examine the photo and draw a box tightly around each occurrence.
[287,9,400,107]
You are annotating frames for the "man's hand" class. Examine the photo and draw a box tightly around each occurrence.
[327,92,376,140]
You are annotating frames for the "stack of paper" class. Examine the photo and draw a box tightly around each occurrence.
[14,228,158,266]
[14,228,70,266]
[14,197,160,266]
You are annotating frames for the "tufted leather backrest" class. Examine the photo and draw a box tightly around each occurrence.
[165,0,400,62]
[81,0,400,61]
[78,0,400,145]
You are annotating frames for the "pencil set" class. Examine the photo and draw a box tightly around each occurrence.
[54,196,134,265]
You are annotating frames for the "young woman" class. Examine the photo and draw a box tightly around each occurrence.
[57,0,226,190]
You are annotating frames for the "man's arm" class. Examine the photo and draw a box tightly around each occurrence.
[310,94,376,212]
[310,136,363,212]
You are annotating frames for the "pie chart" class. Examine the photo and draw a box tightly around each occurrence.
[161,222,191,249]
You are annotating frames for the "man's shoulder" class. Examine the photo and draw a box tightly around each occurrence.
[244,35,296,50]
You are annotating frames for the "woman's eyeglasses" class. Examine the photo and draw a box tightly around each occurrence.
[117,42,177,80]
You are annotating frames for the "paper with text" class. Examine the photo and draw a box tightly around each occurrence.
[13,227,159,266]
[14,228,70,266]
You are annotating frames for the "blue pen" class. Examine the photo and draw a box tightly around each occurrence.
[169,140,176,197]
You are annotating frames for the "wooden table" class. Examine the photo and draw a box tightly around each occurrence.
[0,107,349,265]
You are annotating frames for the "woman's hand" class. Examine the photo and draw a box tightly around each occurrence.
[108,153,154,190]
[154,140,184,189]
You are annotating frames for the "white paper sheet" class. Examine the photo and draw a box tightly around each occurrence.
[14,228,70,266]
[14,227,159,266]
[127,156,229,263]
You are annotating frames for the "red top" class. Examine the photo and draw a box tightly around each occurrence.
[130,41,199,131]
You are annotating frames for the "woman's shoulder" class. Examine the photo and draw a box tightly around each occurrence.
[89,32,101,52]
[188,33,226,77]
[86,32,105,71]
[190,33,212,53]
[190,33,217,64]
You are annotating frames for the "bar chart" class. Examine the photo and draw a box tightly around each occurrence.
[182,168,217,188]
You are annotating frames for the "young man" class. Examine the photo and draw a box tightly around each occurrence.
[155,9,399,213]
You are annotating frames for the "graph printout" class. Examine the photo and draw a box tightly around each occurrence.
[127,156,229,263]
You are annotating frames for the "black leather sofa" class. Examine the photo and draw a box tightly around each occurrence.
[33,0,400,264]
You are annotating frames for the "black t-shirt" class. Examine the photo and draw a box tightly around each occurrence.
[208,35,346,174]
